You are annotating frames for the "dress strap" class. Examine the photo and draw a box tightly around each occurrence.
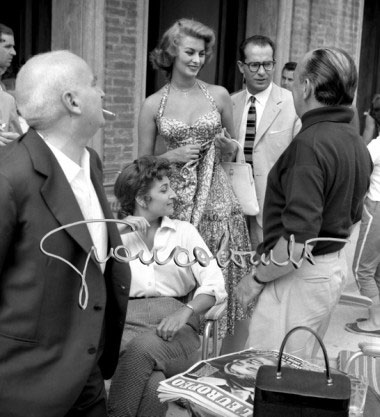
[156,83,170,120]
[197,81,218,111]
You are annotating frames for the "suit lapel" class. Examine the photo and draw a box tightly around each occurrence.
[233,90,247,146]
[89,150,130,286]
[89,150,120,249]
[254,84,282,147]
[24,129,94,255]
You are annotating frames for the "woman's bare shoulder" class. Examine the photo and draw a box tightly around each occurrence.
[141,86,166,113]
[205,83,230,97]
[141,92,160,108]
[202,83,232,110]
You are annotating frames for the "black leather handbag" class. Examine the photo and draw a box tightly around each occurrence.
[253,326,351,416]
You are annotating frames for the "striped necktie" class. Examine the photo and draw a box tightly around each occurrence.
[244,96,256,165]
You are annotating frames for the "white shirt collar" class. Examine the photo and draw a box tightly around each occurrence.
[42,137,90,184]
[246,82,273,106]
[160,216,177,231]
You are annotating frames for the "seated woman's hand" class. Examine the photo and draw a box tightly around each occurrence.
[166,144,201,163]
[215,128,238,161]
[156,306,193,341]
[117,215,150,235]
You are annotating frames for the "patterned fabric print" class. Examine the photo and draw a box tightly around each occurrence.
[156,82,253,337]
[157,83,221,225]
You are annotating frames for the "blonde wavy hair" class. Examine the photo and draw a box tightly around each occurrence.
[149,18,215,79]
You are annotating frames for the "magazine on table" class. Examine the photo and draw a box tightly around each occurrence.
[158,348,322,417]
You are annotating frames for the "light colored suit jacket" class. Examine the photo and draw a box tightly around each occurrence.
[232,84,301,226]
[0,90,22,134]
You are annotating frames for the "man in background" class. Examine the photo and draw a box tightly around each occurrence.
[236,47,372,360]
[0,23,22,145]
[0,23,16,90]
[280,61,297,91]
[232,35,300,248]
[0,50,131,417]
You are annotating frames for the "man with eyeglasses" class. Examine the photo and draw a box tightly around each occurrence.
[235,47,372,360]
[232,35,300,250]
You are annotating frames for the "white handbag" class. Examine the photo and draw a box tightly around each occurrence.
[221,142,259,216]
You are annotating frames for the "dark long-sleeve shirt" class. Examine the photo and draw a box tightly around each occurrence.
[260,106,373,256]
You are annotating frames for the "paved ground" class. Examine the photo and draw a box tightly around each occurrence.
[166,223,380,416]
[324,223,377,361]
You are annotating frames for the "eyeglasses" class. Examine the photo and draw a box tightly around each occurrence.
[243,60,276,73]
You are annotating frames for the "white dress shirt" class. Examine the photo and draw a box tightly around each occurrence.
[43,140,108,270]
[238,83,273,143]
[121,217,227,304]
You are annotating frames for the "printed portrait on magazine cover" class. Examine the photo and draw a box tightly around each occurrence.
[184,351,278,403]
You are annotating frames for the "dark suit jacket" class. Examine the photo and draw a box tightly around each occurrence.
[0,129,131,417]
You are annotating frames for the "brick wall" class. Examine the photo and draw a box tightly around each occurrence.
[100,0,363,209]
[103,0,139,203]
[290,0,362,63]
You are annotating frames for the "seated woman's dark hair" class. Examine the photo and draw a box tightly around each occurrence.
[114,155,171,219]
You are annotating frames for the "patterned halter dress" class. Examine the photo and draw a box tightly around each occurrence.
[156,81,253,336]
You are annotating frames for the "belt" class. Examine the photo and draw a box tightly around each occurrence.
[129,295,189,303]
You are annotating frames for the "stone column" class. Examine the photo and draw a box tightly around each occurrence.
[51,0,105,157]
[274,0,294,85]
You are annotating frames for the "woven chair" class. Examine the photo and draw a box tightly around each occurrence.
[202,300,227,360]
[337,292,380,397]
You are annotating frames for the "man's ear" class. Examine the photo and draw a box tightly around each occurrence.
[303,78,313,100]
[135,196,147,208]
[237,61,245,75]
[62,91,81,115]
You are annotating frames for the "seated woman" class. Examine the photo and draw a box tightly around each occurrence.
[108,156,227,417]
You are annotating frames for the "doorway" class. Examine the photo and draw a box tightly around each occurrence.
[1,0,52,89]
[145,0,247,97]
[356,0,380,132]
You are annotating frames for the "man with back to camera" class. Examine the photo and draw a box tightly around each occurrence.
[231,35,301,249]
[280,61,297,91]
[0,23,22,145]
[0,50,131,417]
[235,47,373,359]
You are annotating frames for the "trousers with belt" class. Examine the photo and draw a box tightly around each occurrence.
[245,249,347,359]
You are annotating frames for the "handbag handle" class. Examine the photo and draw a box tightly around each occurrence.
[276,326,333,386]
[230,139,247,164]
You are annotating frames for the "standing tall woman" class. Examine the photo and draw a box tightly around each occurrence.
[138,18,252,352]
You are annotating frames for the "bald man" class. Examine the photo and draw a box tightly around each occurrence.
[0,50,131,417]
